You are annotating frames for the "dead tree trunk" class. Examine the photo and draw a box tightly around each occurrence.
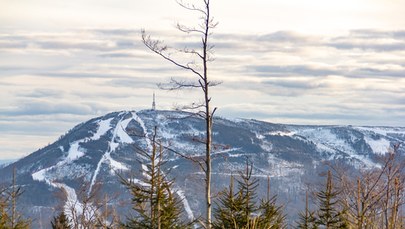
[142,1,218,228]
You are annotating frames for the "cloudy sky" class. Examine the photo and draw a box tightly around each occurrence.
[1,0,405,159]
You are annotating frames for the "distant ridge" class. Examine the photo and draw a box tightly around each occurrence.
[0,159,17,168]
[0,109,404,228]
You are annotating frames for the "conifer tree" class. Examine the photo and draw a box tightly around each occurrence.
[213,176,244,228]
[297,210,318,229]
[316,171,348,229]
[120,128,191,229]
[213,161,285,229]
[256,196,286,229]
[296,191,318,229]
[237,162,260,226]
[51,211,71,229]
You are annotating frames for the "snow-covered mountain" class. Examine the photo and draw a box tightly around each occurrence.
[1,110,404,228]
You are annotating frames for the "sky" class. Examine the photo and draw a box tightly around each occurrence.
[1,0,405,159]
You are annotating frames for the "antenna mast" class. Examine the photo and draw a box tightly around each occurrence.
[152,92,156,110]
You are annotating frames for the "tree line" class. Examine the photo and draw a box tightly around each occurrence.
[1,138,404,229]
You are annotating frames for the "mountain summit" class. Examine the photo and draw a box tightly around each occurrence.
[1,110,404,227]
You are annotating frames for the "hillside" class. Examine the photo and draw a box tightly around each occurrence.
[1,109,404,228]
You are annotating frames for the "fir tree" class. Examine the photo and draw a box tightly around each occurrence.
[51,211,71,229]
[316,171,348,229]
[213,161,285,229]
[297,210,318,229]
[213,176,244,228]
[296,191,318,229]
[213,161,259,228]
[237,161,260,227]
[256,196,286,229]
[120,128,191,229]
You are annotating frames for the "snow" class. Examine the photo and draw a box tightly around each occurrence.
[141,164,151,179]
[256,133,265,140]
[116,116,134,144]
[266,131,295,137]
[66,141,85,162]
[34,117,113,183]
[29,110,405,226]
[32,141,88,185]
[32,166,82,222]
[355,126,405,136]
[53,182,98,225]
[228,153,249,158]
[105,153,128,173]
[132,112,152,151]
[364,136,391,155]
[89,159,104,192]
[175,189,194,220]
[91,118,113,141]
[294,127,380,168]
[89,114,131,192]
[260,141,273,152]
[266,154,304,177]
[52,182,79,212]
[32,168,48,183]
[212,147,242,155]
[129,178,150,187]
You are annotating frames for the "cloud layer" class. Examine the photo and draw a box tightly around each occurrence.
[1,27,405,159]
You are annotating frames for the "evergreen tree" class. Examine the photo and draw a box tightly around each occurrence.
[237,162,260,227]
[296,191,318,229]
[256,197,286,229]
[297,210,318,229]
[213,161,285,229]
[316,171,348,229]
[213,176,244,228]
[51,211,71,229]
[120,129,191,229]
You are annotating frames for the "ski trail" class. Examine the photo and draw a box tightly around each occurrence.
[32,117,114,184]
[133,112,195,220]
[33,168,80,221]
[132,111,152,152]
[89,112,133,193]
[31,114,133,224]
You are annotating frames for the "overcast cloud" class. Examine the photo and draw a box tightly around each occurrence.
[1,0,405,159]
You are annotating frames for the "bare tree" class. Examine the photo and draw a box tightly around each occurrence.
[0,167,30,228]
[333,143,405,229]
[58,181,120,229]
[142,0,218,228]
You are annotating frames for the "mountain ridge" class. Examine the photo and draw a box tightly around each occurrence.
[1,109,404,228]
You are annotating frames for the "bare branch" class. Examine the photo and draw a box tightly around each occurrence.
[176,0,208,16]
[125,125,206,173]
[158,78,201,91]
[176,23,205,35]
[142,30,204,79]
[176,102,206,111]
[178,46,204,60]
